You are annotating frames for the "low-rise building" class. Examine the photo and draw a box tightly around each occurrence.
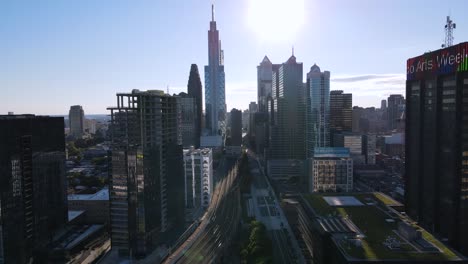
[309,147,353,192]
[299,193,467,264]
[68,188,110,224]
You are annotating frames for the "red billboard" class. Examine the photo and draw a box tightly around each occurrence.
[407,42,468,81]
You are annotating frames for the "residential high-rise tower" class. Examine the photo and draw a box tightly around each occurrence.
[205,5,226,137]
[108,90,184,258]
[0,115,68,264]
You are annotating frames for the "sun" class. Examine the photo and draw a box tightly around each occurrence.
[247,0,305,43]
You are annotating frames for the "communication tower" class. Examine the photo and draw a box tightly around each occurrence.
[442,16,456,48]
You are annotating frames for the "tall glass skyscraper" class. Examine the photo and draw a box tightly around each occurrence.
[205,5,226,137]
[306,64,330,158]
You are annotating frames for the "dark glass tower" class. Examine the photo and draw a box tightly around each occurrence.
[108,90,184,258]
[0,115,67,264]
[329,90,352,146]
[406,42,468,255]
[229,108,242,146]
[187,64,202,147]
[205,4,226,136]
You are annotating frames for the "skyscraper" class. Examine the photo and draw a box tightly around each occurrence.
[205,5,226,137]
[69,105,84,138]
[229,108,242,146]
[406,42,468,255]
[269,53,306,160]
[187,64,203,146]
[329,90,352,145]
[257,56,273,113]
[0,115,68,264]
[108,90,184,258]
[387,94,405,131]
[306,64,330,158]
[178,92,199,148]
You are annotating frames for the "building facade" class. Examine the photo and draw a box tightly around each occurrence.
[269,54,306,160]
[229,108,242,146]
[257,56,273,113]
[178,92,199,148]
[187,64,203,147]
[0,115,68,264]
[183,148,213,220]
[108,90,184,258]
[69,105,84,138]
[205,5,226,137]
[387,94,405,131]
[329,91,352,143]
[309,147,353,192]
[405,42,468,255]
[306,64,330,158]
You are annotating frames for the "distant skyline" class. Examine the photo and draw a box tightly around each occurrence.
[2,0,468,114]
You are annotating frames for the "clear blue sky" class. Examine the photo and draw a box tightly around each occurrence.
[1,0,467,114]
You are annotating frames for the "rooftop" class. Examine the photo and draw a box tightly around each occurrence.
[305,192,462,261]
[68,187,109,201]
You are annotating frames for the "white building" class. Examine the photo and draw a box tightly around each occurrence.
[183,148,213,220]
[309,147,353,193]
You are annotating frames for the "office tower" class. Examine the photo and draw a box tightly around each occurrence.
[183,148,213,220]
[69,105,84,138]
[406,42,468,255]
[84,119,97,134]
[269,54,305,160]
[205,5,226,137]
[257,56,273,113]
[333,133,365,165]
[387,94,405,130]
[309,147,353,192]
[381,99,387,110]
[178,92,199,148]
[187,64,203,147]
[306,64,330,158]
[108,90,184,258]
[0,115,68,264]
[329,91,352,140]
[229,108,242,146]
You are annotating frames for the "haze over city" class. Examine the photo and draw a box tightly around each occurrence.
[2,0,467,114]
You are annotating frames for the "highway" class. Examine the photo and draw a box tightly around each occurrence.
[163,161,241,264]
[247,150,305,264]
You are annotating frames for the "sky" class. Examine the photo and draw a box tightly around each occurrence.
[1,0,468,115]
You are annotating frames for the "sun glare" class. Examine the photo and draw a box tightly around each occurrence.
[247,0,305,43]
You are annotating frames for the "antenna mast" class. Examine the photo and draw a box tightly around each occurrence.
[442,16,456,48]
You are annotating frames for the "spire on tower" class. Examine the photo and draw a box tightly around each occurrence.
[292,46,294,56]
[212,4,215,21]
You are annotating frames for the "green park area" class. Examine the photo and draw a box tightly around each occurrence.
[305,193,459,261]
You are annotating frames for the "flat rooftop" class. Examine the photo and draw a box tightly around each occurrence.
[305,192,463,261]
[68,187,109,201]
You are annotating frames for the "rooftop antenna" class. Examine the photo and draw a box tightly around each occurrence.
[442,16,456,48]
[211,4,215,21]
[167,85,169,95]
[292,46,295,56]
